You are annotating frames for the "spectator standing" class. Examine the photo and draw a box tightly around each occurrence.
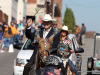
[1,27,13,52]
[75,25,81,45]
[0,27,3,52]
[0,27,3,43]
[22,17,26,35]
[22,17,26,27]
[10,22,17,44]
[31,21,35,33]
[18,20,24,37]
[80,23,86,45]
[2,19,6,31]
[75,25,81,38]
[14,20,18,29]
[0,22,3,30]
[18,20,24,30]
[15,28,23,44]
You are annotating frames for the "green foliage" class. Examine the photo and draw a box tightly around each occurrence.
[63,8,75,33]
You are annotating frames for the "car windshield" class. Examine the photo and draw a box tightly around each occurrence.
[95,35,100,58]
[22,39,34,50]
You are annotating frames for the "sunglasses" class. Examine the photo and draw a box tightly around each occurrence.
[54,66,61,69]
[43,22,51,25]
[53,24,57,25]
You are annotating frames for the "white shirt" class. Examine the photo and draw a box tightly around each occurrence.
[43,27,51,39]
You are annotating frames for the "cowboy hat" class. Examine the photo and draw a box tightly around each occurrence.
[61,26,68,31]
[42,14,53,21]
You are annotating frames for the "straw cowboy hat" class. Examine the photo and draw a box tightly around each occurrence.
[42,14,53,21]
[61,26,68,31]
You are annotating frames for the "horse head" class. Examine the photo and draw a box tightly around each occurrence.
[37,35,53,62]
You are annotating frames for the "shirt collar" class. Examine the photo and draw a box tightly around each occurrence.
[44,27,52,32]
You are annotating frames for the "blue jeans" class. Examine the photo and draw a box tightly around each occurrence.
[75,34,78,39]
[11,36,14,44]
[23,30,25,36]
[15,35,23,44]
[68,59,78,75]
[2,38,11,49]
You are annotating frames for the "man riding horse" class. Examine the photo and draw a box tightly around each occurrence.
[23,14,58,75]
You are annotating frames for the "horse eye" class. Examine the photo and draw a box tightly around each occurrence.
[39,46,41,48]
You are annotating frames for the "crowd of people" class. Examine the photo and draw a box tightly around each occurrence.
[0,13,86,75]
[0,17,27,52]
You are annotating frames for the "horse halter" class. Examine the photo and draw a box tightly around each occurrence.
[39,39,50,62]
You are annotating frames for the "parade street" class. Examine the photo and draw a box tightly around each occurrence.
[0,38,100,75]
[0,49,19,75]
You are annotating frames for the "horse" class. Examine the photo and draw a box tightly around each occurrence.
[35,35,53,70]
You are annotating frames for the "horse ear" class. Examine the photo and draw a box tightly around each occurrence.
[48,36,53,43]
[37,35,41,41]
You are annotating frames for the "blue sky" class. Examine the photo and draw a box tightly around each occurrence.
[62,0,100,32]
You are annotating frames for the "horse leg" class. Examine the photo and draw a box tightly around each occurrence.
[36,52,40,71]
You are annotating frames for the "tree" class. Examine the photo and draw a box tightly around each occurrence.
[63,8,75,33]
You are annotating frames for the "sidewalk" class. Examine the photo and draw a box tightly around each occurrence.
[81,38,94,75]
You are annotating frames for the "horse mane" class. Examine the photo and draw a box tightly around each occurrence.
[37,34,53,43]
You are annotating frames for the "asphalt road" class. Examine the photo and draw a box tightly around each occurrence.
[81,38,94,75]
[0,49,19,75]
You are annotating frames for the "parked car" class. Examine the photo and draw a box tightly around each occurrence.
[30,34,84,75]
[87,33,100,75]
[14,39,34,75]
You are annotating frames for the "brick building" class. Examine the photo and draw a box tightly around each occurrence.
[26,0,46,25]
[0,0,18,24]
[26,0,62,27]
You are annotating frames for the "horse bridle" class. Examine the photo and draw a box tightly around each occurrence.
[38,39,50,60]
[39,49,50,57]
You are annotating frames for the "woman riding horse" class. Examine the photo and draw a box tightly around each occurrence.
[52,26,78,75]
